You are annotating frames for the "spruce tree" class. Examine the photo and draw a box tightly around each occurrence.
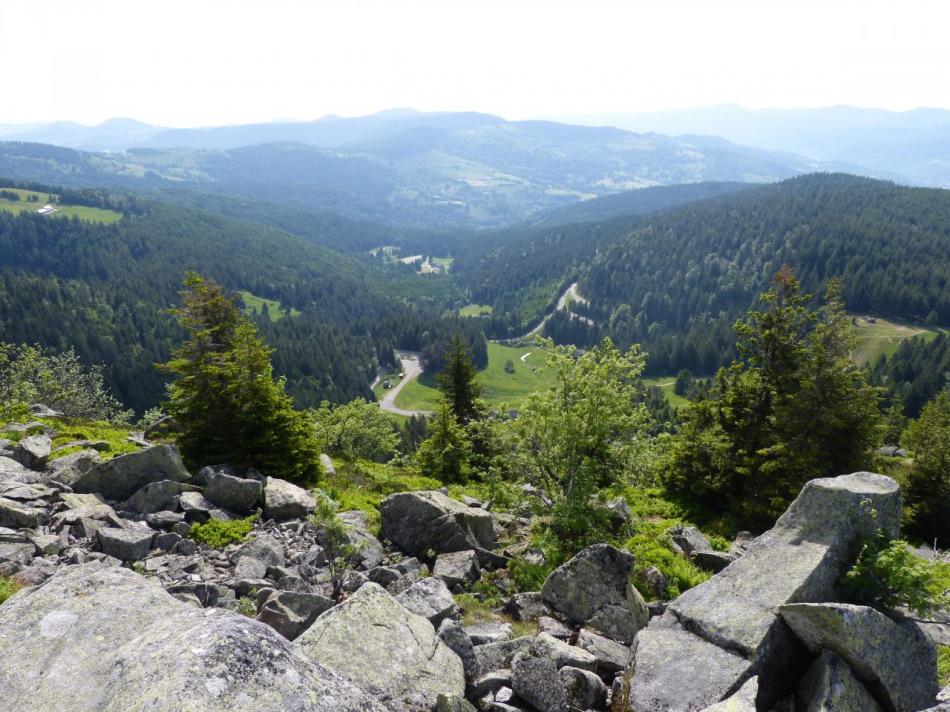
[160,274,321,482]
[436,333,482,424]
[416,400,472,483]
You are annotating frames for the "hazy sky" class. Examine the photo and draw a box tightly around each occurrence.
[1,0,947,127]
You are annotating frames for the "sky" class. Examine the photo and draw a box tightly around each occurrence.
[1,0,947,127]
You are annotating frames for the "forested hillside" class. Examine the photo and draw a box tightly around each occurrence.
[571,174,950,373]
[0,187,483,412]
[449,174,950,377]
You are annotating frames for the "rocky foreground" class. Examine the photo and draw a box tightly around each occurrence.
[0,412,948,711]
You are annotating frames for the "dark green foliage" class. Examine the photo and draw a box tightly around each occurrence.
[666,270,882,530]
[871,332,950,418]
[310,494,362,600]
[841,533,950,617]
[436,334,483,424]
[161,275,321,482]
[189,516,257,548]
[901,391,950,543]
[416,400,472,483]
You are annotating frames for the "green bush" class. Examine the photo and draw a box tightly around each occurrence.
[938,645,950,686]
[508,559,554,593]
[189,516,257,548]
[840,534,950,617]
[0,575,22,604]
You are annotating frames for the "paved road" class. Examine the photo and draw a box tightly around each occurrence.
[510,282,593,342]
[378,356,432,417]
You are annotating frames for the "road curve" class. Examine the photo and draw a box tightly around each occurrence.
[378,356,433,417]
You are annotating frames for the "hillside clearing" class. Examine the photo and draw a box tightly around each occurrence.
[237,290,299,321]
[852,316,939,365]
[0,187,122,224]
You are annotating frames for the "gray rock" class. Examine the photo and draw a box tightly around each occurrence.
[178,490,234,523]
[46,449,101,485]
[438,618,478,680]
[12,434,51,469]
[153,532,181,552]
[319,453,335,476]
[470,669,513,699]
[559,665,607,709]
[436,694,477,712]
[379,490,495,557]
[540,543,648,643]
[434,549,480,588]
[233,555,268,580]
[368,565,401,587]
[537,615,572,640]
[0,541,35,565]
[512,653,568,712]
[0,480,55,501]
[0,562,386,711]
[629,622,752,711]
[121,479,199,514]
[475,637,535,676]
[262,478,315,521]
[797,651,883,712]
[781,603,936,712]
[693,550,738,573]
[296,582,465,710]
[701,676,759,711]
[669,525,712,557]
[256,590,334,641]
[205,470,262,515]
[0,455,39,483]
[396,576,460,627]
[535,632,597,672]
[58,492,106,509]
[631,472,902,709]
[576,627,630,673]
[72,445,190,501]
[96,527,154,561]
[504,591,553,622]
[466,622,515,645]
[29,403,63,418]
[240,533,285,568]
[29,533,62,556]
[0,496,47,528]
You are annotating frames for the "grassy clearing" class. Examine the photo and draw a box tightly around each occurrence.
[642,376,690,409]
[237,290,299,321]
[852,316,938,366]
[455,592,537,637]
[0,187,122,224]
[1,417,140,462]
[460,303,493,317]
[393,342,557,412]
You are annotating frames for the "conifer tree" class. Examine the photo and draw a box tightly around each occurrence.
[160,274,320,482]
[416,400,472,483]
[902,391,950,542]
[436,334,482,424]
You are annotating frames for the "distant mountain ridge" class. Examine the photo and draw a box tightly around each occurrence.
[0,111,819,226]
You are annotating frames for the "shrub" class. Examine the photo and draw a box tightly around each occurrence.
[312,398,399,462]
[840,534,950,617]
[189,516,257,548]
[0,342,131,423]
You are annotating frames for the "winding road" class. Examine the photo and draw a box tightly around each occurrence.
[378,356,432,417]
[509,281,593,342]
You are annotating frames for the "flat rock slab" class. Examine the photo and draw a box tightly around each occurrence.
[630,472,902,709]
[296,581,465,710]
[72,445,190,501]
[781,603,937,712]
[0,562,387,712]
[263,477,316,521]
[96,527,155,561]
[628,622,751,711]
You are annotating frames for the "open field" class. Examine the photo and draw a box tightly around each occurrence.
[642,376,690,409]
[392,342,557,412]
[852,315,939,365]
[459,303,493,317]
[0,187,122,224]
[236,290,299,321]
